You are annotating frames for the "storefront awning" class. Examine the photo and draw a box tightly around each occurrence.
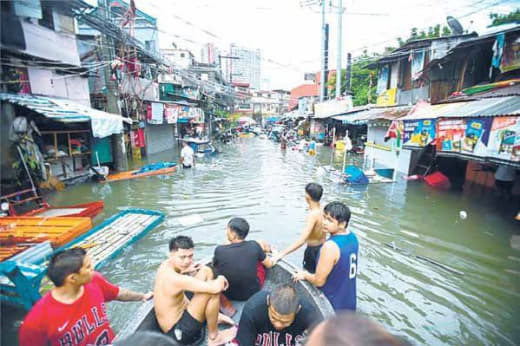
[401,96,520,121]
[333,105,411,124]
[0,93,132,138]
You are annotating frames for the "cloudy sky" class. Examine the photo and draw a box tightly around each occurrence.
[135,0,518,90]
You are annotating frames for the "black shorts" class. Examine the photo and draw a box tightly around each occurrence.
[183,164,192,169]
[167,310,204,345]
[303,244,322,273]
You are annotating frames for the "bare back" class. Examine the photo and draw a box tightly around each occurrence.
[154,260,189,332]
[306,208,325,246]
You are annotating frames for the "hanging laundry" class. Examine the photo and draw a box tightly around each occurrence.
[490,33,505,77]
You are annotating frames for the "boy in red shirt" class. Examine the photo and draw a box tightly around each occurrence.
[19,248,152,346]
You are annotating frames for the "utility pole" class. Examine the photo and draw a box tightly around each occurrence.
[319,0,326,102]
[345,52,352,94]
[98,0,128,171]
[335,0,343,98]
[324,23,329,100]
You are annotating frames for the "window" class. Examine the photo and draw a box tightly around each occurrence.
[39,5,54,30]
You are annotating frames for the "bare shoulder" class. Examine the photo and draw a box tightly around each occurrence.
[309,208,322,219]
[322,240,339,254]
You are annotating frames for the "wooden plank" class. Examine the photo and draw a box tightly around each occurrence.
[0,217,92,247]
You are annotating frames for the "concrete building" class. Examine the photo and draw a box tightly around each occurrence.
[229,44,261,89]
[201,43,220,65]
[162,48,195,70]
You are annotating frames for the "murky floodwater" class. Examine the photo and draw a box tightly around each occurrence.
[3,138,520,345]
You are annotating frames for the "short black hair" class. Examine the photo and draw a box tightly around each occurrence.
[270,284,299,314]
[305,183,323,202]
[227,217,249,239]
[47,248,87,287]
[169,235,194,252]
[323,201,351,226]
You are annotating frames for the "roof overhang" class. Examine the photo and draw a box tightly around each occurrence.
[1,93,131,138]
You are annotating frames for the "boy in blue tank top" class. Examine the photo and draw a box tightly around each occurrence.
[293,201,358,311]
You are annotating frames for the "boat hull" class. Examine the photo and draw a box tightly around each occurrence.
[116,259,334,344]
[103,166,177,183]
[22,201,104,218]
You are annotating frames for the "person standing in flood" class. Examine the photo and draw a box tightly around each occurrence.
[281,130,288,150]
[180,141,195,169]
[273,183,325,273]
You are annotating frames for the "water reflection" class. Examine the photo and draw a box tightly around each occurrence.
[3,138,520,345]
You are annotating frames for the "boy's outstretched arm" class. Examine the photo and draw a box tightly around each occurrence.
[273,214,317,264]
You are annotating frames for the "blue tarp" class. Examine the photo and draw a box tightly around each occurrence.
[133,161,176,175]
[344,165,369,185]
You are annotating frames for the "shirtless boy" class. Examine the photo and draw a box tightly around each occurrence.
[273,183,325,273]
[154,236,236,345]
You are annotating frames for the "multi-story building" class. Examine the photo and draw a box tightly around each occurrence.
[251,89,290,124]
[201,43,220,65]
[162,48,195,70]
[1,0,132,186]
[229,44,261,89]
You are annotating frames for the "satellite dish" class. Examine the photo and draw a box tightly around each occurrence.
[447,16,464,35]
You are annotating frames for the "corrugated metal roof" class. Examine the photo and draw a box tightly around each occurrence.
[333,105,411,124]
[1,93,90,122]
[401,96,520,120]
[1,93,132,138]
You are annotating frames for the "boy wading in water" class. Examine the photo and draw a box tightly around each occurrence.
[273,183,325,273]
[154,236,236,345]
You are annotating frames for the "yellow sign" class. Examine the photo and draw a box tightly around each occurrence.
[376,88,397,107]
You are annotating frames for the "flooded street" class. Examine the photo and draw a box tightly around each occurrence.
[3,138,520,345]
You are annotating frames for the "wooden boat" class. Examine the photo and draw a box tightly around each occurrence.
[0,245,30,262]
[103,162,177,183]
[22,200,104,218]
[0,217,92,248]
[0,209,164,310]
[0,190,104,218]
[53,208,164,271]
[116,259,335,345]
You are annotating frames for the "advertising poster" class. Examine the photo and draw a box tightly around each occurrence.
[437,119,466,152]
[461,118,493,156]
[164,104,179,124]
[403,119,436,147]
[487,116,520,162]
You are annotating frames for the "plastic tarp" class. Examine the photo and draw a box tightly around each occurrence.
[344,165,369,185]
[133,161,176,175]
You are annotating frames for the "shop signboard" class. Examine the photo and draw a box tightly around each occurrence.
[403,119,436,147]
[487,116,520,162]
[437,119,465,152]
[436,118,493,156]
[376,88,397,107]
[461,118,492,156]
[164,104,179,124]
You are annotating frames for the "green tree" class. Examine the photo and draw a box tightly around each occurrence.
[327,54,378,106]
[441,25,452,37]
[489,9,520,26]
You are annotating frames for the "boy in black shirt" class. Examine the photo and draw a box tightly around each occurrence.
[235,284,317,346]
[213,217,276,301]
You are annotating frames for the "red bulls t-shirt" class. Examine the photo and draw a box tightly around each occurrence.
[19,272,120,346]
